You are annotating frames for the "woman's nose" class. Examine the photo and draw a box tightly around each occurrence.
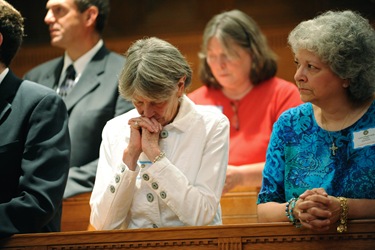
[142,105,155,118]
[294,67,307,83]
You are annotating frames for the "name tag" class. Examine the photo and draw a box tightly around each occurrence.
[353,128,375,149]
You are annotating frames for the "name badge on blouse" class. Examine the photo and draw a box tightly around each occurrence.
[353,128,375,149]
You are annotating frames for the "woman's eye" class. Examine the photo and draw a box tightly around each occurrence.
[152,102,165,108]
[308,64,317,69]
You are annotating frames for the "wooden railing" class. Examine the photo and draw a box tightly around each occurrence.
[1,220,374,249]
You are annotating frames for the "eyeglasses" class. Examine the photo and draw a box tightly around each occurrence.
[230,100,240,131]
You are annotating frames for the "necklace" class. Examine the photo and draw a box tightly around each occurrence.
[320,101,371,156]
[321,113,350,156]
[327,132,339,156]
[230,100,240,130]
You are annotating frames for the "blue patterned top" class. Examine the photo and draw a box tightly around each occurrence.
[257,101,375,204]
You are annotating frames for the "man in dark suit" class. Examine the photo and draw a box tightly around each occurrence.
[0,0,70,237]
[24,0,134,198]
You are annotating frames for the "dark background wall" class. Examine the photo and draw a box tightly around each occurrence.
[7,0,375,45]
[5,0,375,90]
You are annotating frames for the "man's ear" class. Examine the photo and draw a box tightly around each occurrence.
[84,6,99,27]
[0,33,3,47]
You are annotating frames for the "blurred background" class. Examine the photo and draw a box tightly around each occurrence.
[6,0,375,91]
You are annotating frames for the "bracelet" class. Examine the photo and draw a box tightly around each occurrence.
[285,197,301,228]
[337,197,348,233]
[153,151,165,163]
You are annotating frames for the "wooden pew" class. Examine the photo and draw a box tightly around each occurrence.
[1,220,374,249]
[220,186,260,224]
[61,192,92,231]
[61,186,260,232]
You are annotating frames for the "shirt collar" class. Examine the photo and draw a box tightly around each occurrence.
[63,39,104,76]
[0,68,9,85]
[164,95,197,132]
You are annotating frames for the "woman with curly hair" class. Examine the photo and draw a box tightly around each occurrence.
[257,10,375,232]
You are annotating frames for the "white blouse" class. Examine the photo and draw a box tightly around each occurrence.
[90,95,229,230]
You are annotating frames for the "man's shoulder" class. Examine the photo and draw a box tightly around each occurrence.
[106,50,125,64]
[20,80,59,97]
[24,57,62,78]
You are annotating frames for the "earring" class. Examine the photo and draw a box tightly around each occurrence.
[343,79,349,88]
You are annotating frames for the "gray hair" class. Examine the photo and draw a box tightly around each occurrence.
[199,9,277,89]
[288,10,375,104]
[119,37,192,101]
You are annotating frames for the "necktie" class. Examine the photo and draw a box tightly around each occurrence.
[57,64,76,98]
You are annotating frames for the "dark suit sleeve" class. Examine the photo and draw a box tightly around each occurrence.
[115,93,134,117]
[63,93,133,198]
[0,94,70,237]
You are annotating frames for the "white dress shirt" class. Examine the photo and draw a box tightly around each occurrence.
[59,39,104,86]
[90,95,229,230]
[0,68,9,85]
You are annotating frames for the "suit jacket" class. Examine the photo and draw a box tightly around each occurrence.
[0,70,70,238]
[24,45,134,198]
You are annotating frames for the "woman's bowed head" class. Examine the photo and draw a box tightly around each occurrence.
[257,10,375,232]
[118,37,192,171]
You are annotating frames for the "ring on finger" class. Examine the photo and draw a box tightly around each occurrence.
[134,121,139,128]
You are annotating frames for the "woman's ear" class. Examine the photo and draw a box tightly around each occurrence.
[177,76,186,96]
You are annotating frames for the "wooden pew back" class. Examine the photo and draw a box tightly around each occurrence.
[1,220,374,249]
[61,186,260,232]
[221,186,260,224]
[61,192,91,231]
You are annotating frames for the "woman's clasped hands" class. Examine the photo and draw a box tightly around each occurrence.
[123,117,163,170]
[294,188,343,231]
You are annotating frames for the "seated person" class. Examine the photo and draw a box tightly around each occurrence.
[24,0,134,199]
[90,37,229,230]
[257,10,375,232]
[0,0,70,238]
[188,9,302,194]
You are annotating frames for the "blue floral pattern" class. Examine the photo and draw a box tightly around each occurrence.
[257,102,375,204]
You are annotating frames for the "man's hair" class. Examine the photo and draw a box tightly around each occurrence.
[0,0,24,66]
[75,0,110,34]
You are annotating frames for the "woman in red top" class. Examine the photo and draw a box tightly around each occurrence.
[188,9,302,194]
